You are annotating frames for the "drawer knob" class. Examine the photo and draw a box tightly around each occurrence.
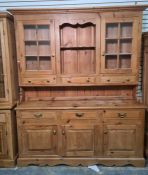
[34,113,43,118]
[75,113,84,117]
[53,130,57,135]
[62,130,65,135]
[118,113,127,118]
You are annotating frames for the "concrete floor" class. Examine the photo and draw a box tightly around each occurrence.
[0,165,148,175]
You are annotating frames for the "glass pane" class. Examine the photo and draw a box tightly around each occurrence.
[106,23,118,39]
[26,56,38,70]
[120,23,133,38]
[105,55,117,69]
[106,40,118,54]
[38,41,50,56]
[37,25,49,41]
[39,56,51,70]
[0,37,5,98]
[119,55,131,68]
[25,41,37,56]
[24,25,36,41]
[120,39,132,54]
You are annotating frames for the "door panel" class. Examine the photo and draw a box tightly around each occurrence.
[0,124,7,158]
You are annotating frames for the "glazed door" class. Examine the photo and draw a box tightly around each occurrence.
[18,20,56,85]
[103,124,142,157]
[61,124,102,157]
[101,17,139,75]
[0,21,8,101]
[21,125,58,156]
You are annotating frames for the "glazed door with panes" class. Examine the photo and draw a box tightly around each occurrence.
[101,18,139,75]
[0,21,8,102]
[58,17,100,84]
[18,20,56,85]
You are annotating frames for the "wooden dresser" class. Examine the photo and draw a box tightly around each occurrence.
[9,5,146,167]
[143,32,148,157]
[0,12,18,167]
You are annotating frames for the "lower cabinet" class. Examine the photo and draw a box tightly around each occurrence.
[0,110,17,167]
[16,108,145,166]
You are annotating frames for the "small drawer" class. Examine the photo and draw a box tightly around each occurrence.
[20,111,57,119]
[100,76,136,84]
[61,110,98,120]
[62,77,95,84]
[103,109,142,120]
[0,113,6,122]
[22,76,56,85]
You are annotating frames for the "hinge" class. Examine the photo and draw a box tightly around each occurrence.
[7,89,9,94]
[6,131,8,136]
[3,30,5,35]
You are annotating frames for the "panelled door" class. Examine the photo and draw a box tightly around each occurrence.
[20,125,58,156]
[103,124,142,157]
[61,124,102,157]
[0,123,8,158]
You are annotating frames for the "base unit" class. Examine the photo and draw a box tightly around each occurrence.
[17,157,145,167]
[0,110,17,167]
[16,103,145,167]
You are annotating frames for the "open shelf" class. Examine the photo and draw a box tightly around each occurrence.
[60,22,96,75]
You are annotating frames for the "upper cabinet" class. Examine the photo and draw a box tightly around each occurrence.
[0,13,18,108]
[10,7,144,86]
[17,20,56,86]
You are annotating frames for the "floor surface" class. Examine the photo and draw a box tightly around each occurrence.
[1,165,148,175]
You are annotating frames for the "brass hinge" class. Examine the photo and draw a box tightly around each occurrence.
[6,131,8,136]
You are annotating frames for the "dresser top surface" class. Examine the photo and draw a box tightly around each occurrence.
[15,99,145,110]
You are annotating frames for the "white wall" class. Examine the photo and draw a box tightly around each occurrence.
[0,0,147,31]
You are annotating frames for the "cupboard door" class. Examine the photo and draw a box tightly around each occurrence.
[20,125,58,156]
[0,123,8,158]
[101,17,140,75]
[61,124,102,157]
[0,21,8,101]
[18,20,56,85]
[104,124,142,157]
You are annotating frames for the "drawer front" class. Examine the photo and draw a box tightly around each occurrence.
[0,113,6,123]
[100,76,136,84]
[22,76,56,85]
[103,109,143,120]
[20,111,57,119]
[61,110,98,120]
[61,77,95,84]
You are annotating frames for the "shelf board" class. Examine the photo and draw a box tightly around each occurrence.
[120,37,132,40]
[105,53,118,56]
[105,38,118,40]
[60,46,95,50]
[119,53,132,55]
